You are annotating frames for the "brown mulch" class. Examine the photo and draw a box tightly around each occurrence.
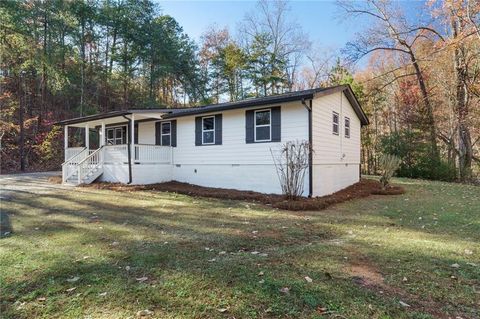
[83,179,405,211]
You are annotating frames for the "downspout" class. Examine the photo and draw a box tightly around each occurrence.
[122,114,132,184]
[301,98,313,198]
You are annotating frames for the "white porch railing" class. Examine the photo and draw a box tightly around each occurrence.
[65,147,85,161]
[134,144,172,164]
[104,144,129,163]
[77,147,103,184]
[62,148,88,183]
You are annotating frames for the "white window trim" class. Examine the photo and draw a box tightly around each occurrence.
[106,125,127,145]
[160,121,171,146]
[254,109,272,142]
[202,116,215,145]
[344,116,350,138]
[332,111,339,135]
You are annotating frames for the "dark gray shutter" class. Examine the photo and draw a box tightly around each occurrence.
[123,126,128,144]
[134,123,138,144]
[271,106,281,142]
[155,122,161,145]
[214,114,222,145]
[195,117,202,146]
[171,120,177,147]
[245,110,254,143]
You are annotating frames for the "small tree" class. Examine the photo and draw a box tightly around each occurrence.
[378,154,401,189]
[271,140,312,200]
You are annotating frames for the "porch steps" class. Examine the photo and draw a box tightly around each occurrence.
[65,167,103,185]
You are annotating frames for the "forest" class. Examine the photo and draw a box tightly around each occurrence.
[1,0,479,183]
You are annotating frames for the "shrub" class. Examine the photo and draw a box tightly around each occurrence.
[378,154,401,189]
[271,140,311,200]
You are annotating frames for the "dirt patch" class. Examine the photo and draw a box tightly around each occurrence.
[371,186,405,195]
[48,176,62,184]
[83,179,405,211]
[343,251,452,319]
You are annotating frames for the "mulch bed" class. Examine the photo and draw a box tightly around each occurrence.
[83,179,405,211]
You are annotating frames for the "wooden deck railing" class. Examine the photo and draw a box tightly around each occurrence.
[134,144,172,164]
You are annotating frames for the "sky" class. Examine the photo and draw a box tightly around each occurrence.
[158,1,360,51]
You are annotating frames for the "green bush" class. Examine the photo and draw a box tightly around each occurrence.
[379,130,456,182]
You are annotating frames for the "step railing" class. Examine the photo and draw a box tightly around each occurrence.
[62,147,87,183]
[65,147,86,161]
[77,146,104,184]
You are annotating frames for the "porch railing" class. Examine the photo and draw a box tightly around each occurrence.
[77,146,103,184]
[65,147,85,161]
[134,144,172,164]
[104,144,129,163]
[62,147,88,183]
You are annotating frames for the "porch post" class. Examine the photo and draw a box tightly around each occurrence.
[100,121,105,147]
[64,125,68,161]
[85,123,90,151]
[130,114,135,157]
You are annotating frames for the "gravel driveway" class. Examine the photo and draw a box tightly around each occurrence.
[0,171,68,237]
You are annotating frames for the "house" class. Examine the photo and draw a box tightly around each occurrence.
[57,84,368,197]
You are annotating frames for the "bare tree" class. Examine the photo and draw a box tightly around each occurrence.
[240,0,311,93]
[271,140,312,200]
[338,0,442,162]
[295,46,336,90]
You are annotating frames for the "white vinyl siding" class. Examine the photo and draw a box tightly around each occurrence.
[172,101,308,165]
[311,91,361,196]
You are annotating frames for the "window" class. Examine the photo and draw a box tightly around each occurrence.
[202,116,215,144]
[254,109,271,142]
[106,126,125,145]
[332,112,339,135]
[161,122,171,146]
[344,117,350,138]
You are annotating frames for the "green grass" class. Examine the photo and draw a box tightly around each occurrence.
[1,178,479,318]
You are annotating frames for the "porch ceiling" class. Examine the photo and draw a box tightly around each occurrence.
[63,111,166,128]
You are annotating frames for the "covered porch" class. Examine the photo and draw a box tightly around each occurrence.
[60,110,173,185]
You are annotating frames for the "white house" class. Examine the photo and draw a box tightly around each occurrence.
[58,85,368,197]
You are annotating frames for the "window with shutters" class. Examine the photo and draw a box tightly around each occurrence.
[161,122,171,146]
[332,112,339,135]
[202,116,215,144]
[344,117,350,138]
[254,109,271,142]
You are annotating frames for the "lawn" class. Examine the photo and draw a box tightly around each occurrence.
[1,177,479,319]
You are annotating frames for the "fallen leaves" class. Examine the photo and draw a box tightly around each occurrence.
[135,277,148,282]
[66,276,80,283]
[136,309,154,317]
[279,287,290,294]
[304,276,313,283]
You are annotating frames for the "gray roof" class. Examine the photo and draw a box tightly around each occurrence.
[56,85,368,126]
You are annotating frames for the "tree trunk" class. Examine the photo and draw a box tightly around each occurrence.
[452,14,473,181]
[19,76,25,172]
[409,52,440,162]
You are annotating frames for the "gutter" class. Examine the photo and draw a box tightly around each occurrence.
[121,115,133,184]
[301,98,313,198]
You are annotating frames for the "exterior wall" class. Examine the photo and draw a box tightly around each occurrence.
[131,102,309,195]
[171,101,309,195]
[100,163,172,184]
[311,91,361,196]
[97,94,363,197]
[137,121,156,144]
